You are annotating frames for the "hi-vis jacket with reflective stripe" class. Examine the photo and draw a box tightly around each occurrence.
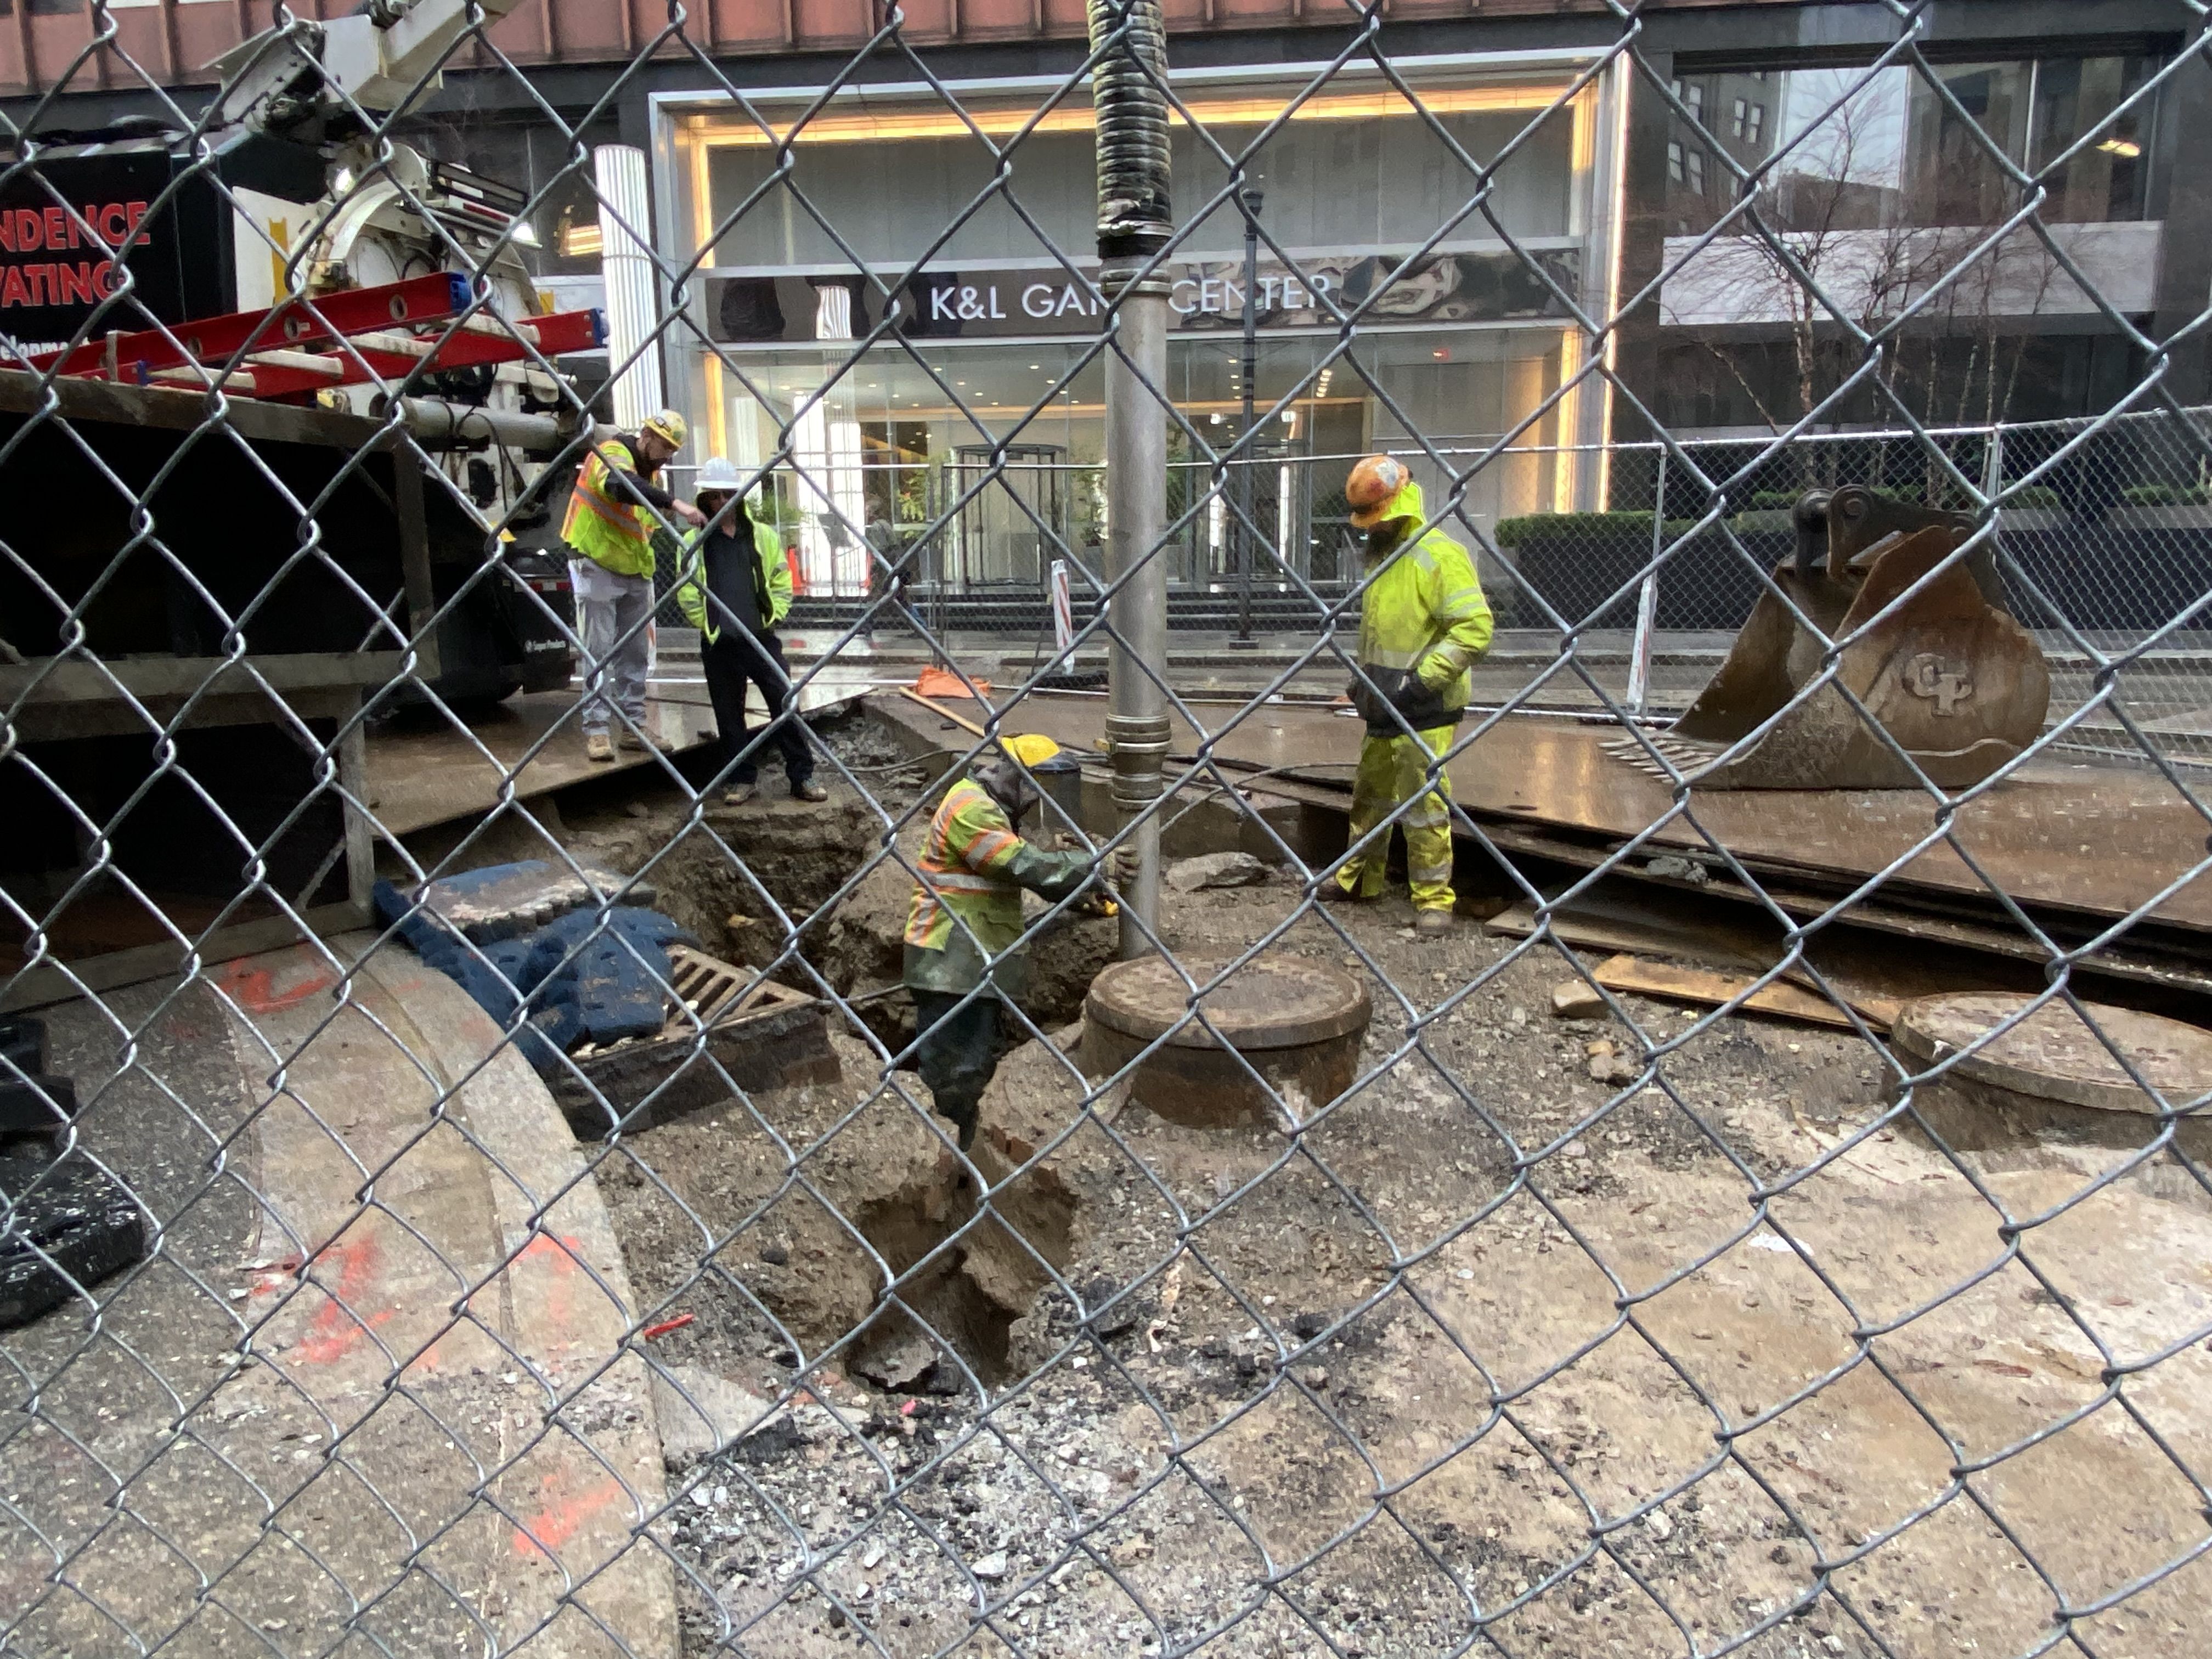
[561,438,657,579]
[1355,478,1494,730]
[903,778,1091,996]
[674,498,791,645]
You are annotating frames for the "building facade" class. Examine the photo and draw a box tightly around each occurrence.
[8,0,2205,609]
[650,52,1627,596]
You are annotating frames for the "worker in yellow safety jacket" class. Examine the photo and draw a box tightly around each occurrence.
[1333,454,1494,937]
[903,735,1093,1148]
[561,408,702,763]
[674,458,826,807]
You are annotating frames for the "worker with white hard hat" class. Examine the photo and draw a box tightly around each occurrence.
[563,407,702,764]
[674,457,826,806]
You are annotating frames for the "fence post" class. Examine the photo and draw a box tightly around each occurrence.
[1627,449,1664,718]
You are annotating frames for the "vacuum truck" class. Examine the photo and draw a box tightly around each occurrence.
[0,0,595,705]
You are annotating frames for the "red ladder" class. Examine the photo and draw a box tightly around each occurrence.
[23,273,605,402]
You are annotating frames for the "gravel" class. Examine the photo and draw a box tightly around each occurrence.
[600,873,2212,1659]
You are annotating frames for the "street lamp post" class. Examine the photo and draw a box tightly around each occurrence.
[1231,183,1263,651]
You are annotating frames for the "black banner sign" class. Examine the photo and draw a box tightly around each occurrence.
[707,249,1579,346]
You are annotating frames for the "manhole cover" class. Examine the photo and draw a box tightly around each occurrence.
[1893,992,2212,1116]
[1086,955,1370,1052]
[1081,954,1373,1131]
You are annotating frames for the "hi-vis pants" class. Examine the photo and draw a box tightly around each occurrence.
[1337,724,1458,913]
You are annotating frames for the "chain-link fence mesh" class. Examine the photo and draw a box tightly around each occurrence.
[5,3,2212,1657]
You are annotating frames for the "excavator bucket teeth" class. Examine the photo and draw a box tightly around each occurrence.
[1635,489,2049,791]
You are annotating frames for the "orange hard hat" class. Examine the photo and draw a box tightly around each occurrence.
[1345,454,1412,529]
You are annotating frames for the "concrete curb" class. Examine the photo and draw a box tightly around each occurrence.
[227,936,678,1659]
[358,943,680,1659]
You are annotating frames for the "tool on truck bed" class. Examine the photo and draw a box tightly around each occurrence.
[1607,486,2050,790]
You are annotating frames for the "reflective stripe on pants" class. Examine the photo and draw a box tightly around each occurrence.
[1338,724,1458,913]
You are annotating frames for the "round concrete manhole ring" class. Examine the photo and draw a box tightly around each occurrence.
[1082,954,1371,1131]
[1892,992,2212,1118]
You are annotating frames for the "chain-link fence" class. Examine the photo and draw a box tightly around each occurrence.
[5,4,2212,1658]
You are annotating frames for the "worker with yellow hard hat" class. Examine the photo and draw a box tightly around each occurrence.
[1334,454,1494,936]
[563,407,702,764]
[902,733,1094,1149]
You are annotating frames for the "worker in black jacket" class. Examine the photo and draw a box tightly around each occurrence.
[675,459,826,806]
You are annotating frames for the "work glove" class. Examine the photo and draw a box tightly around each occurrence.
[1352,668,1448,733]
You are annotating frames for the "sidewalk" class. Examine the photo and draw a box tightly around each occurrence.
[1,938,676,1658]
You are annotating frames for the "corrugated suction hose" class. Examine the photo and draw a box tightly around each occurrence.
[1087,0,1172,258]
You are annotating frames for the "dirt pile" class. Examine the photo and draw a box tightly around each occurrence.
[565,787,878,973]
[597,1028,1087,1392]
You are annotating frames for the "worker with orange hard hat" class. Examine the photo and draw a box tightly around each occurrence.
[1331,454,1494,935]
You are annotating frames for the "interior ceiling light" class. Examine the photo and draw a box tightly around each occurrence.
[691,84,1570,148]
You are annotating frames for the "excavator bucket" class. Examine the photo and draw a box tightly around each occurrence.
[1606,487,2050,789]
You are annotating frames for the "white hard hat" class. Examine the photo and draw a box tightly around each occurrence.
[693,456,744,501]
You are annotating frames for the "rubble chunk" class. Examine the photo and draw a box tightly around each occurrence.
[651,1363,775,1471]
[1551,979,1606,1019]
[1166,851,1272,892]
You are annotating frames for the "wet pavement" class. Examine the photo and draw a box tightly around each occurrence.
[879,691,2212,934]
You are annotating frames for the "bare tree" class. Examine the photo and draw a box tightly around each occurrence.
[1668,70,2070,487]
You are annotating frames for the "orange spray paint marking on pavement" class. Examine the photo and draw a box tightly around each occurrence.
[506,1233,585,1331]
[287,1234,396,1364]
[510,1469,624,1560]
[216,956,336,1014]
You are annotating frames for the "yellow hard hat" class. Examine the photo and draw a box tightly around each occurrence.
[999,733,1062,769]
[641,408,688,450]
[1345,453,1412,529]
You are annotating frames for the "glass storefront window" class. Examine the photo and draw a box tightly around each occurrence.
[661,65,1609,596]
[700,330,1565,596]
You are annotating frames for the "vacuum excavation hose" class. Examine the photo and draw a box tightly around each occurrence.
[1088,0,1172,259]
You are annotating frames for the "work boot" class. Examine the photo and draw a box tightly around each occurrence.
[721,783,757,808]
[618,729,670,753]
[1413,908,1456,938]
[585,732,614,764]
[1318,880,1376,904]
[792,781,829,804]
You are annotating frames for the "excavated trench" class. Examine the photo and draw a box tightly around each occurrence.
[535,709,2212,1659]
[560,707,1382,1389]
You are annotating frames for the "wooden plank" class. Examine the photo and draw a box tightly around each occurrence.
[0,366,385,450]
[337,699,375,912]
[1587,953,1898,1033]
[6,686,359,741]
[899,685,990,740]
[1483,897,1778,972]
[1468,818,2212,999]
